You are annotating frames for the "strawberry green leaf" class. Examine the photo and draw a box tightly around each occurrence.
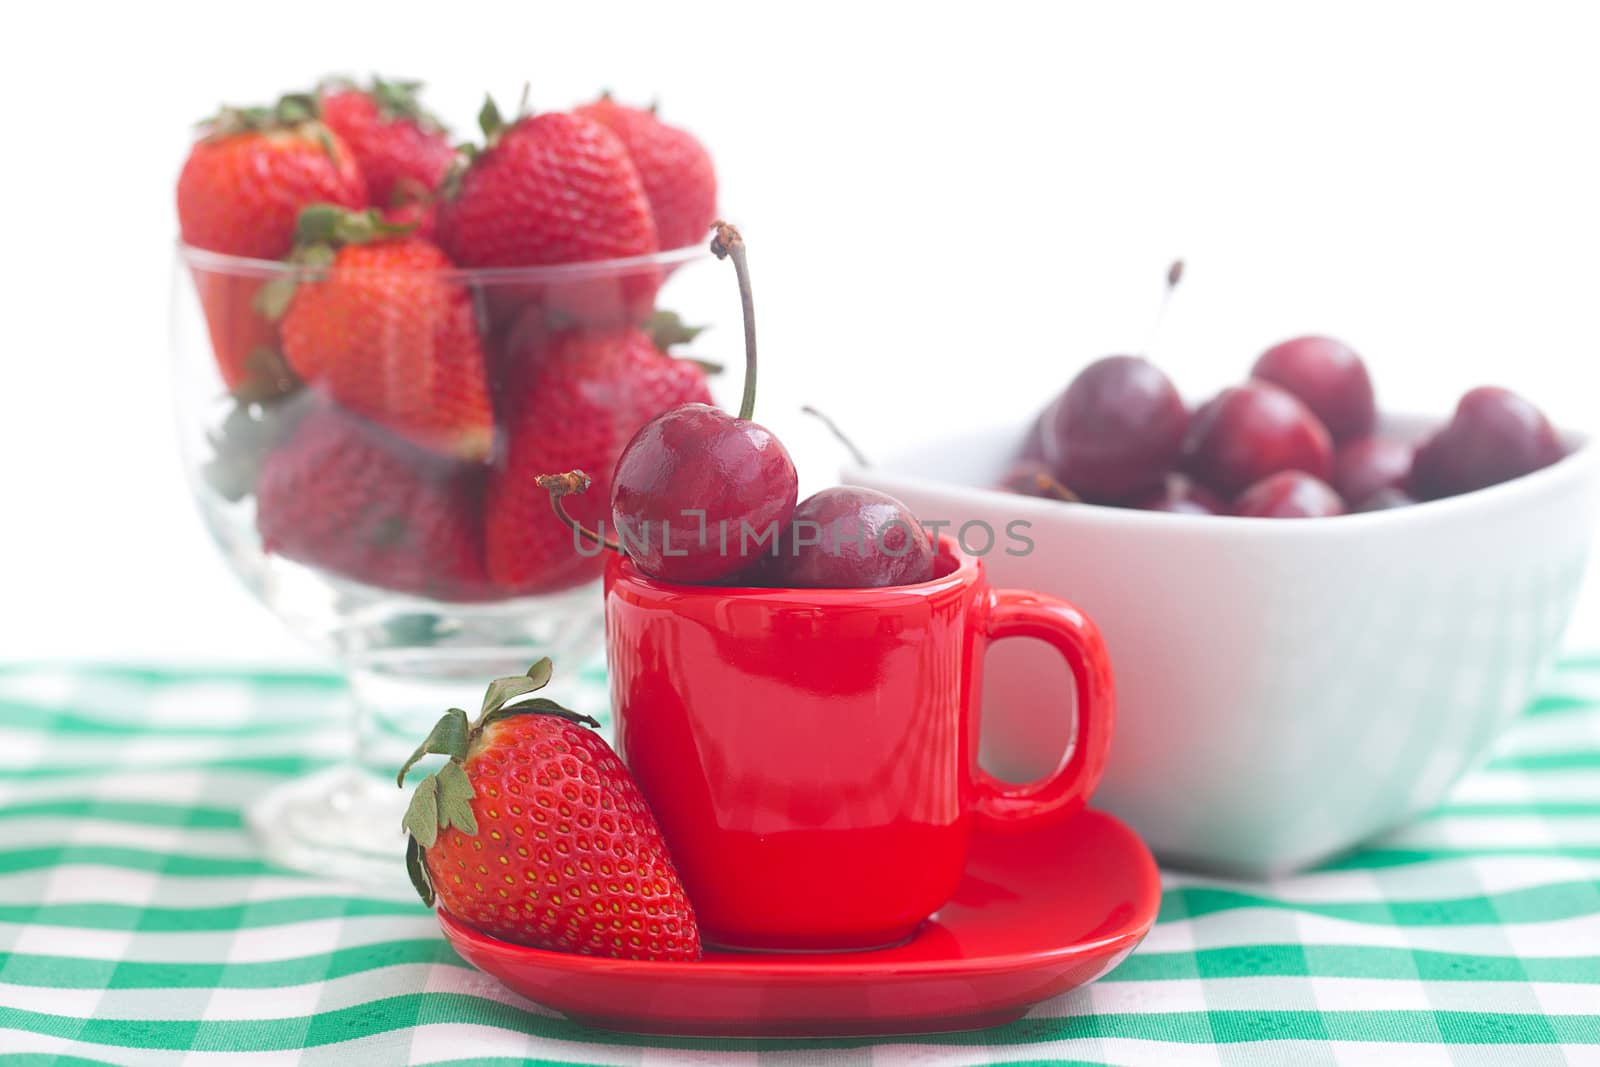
[396,708,470,786]
[478,95,505,142]
[477,676,544,718]
[525,657,554,690]
[477,659,554,719]
[253,277,299,323]
[405,833,435,907]
[198,91,323,138]
[277,93,319,125]
[482,696,601,731]
[294,204,416,249]
[310,123,338,161]
[369,75,446,133]
[293,203,349,245]
[646,309,707,351]
[201,387,304,501]
[435,761,477,835]
[401,775,439,848]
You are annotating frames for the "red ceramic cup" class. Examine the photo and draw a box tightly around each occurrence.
[604,535,1114,951]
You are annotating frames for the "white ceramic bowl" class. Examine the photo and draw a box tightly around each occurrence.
[847,415,1599,875]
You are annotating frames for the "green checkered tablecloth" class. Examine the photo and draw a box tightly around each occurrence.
[1,659,1598,1066]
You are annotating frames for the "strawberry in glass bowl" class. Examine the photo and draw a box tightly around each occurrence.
[172,81,721,881]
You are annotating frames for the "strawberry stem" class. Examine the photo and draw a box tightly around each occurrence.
[710,221,759,422]
[536,471,621,555]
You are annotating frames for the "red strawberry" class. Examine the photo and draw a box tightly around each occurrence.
[399,660,700,961]
[437,103,659,325]
[575,96,717,251]
[485,327,712,593]
[178,94,365,398]
[381,198,438,241]
[275,206,494,460]
[318,77,455,210]
[256,402,491,601]
[177,94,366,259]
[189,270,298,399]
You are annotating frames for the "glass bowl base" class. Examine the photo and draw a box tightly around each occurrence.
[247,642,610,885]
[247,765,411,886]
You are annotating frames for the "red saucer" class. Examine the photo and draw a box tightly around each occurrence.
[437,808,1160,1037]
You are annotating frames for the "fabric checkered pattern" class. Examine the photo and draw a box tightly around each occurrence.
[0,658,1598,1066]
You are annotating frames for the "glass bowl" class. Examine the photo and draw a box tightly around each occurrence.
[171,241,725,882]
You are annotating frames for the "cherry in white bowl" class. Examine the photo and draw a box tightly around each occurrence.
[845,414,1598,875]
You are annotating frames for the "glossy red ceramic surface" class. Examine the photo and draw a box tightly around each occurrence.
[438,807,1159,1037]
[604,537,1114,950]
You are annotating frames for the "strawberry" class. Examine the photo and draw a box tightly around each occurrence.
[255,402,491,601]
[318,76,455,211]
[189,270,299,400]
[178,94,365,398]
[575,96,717,251]
[399,660,700,961]
[484,326,712,593]
[381,198,438,241]
[437,102,660,325]
[274,206,495,460]
[177,94,366,260]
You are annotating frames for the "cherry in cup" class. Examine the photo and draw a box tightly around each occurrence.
[756,486,936,588]
[539,223,937,591]
[604,223,799,584]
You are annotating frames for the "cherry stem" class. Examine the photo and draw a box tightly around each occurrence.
[1034,471,1081,503]
[710,221,758,422]
[535,471,621,555]
[1145,257,1185,357]
[801,405,870,468]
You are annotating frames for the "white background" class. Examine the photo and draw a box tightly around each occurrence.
[3,0,1599,665]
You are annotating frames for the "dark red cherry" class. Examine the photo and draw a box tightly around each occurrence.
[1355,487,1417,511]
[609,223,800,583]
[1181,382,1334,497]
[754,486,935,588]
[1041,355,1187,501]
[611,403,798,582]
[1129,472,1225,515]
[1252,336,1375,443]
[1333,436,1413,505]
[1234,471,1345,518]
[1411,387,1565,500]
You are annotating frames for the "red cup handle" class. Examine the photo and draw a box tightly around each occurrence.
[973,588,1115,830]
